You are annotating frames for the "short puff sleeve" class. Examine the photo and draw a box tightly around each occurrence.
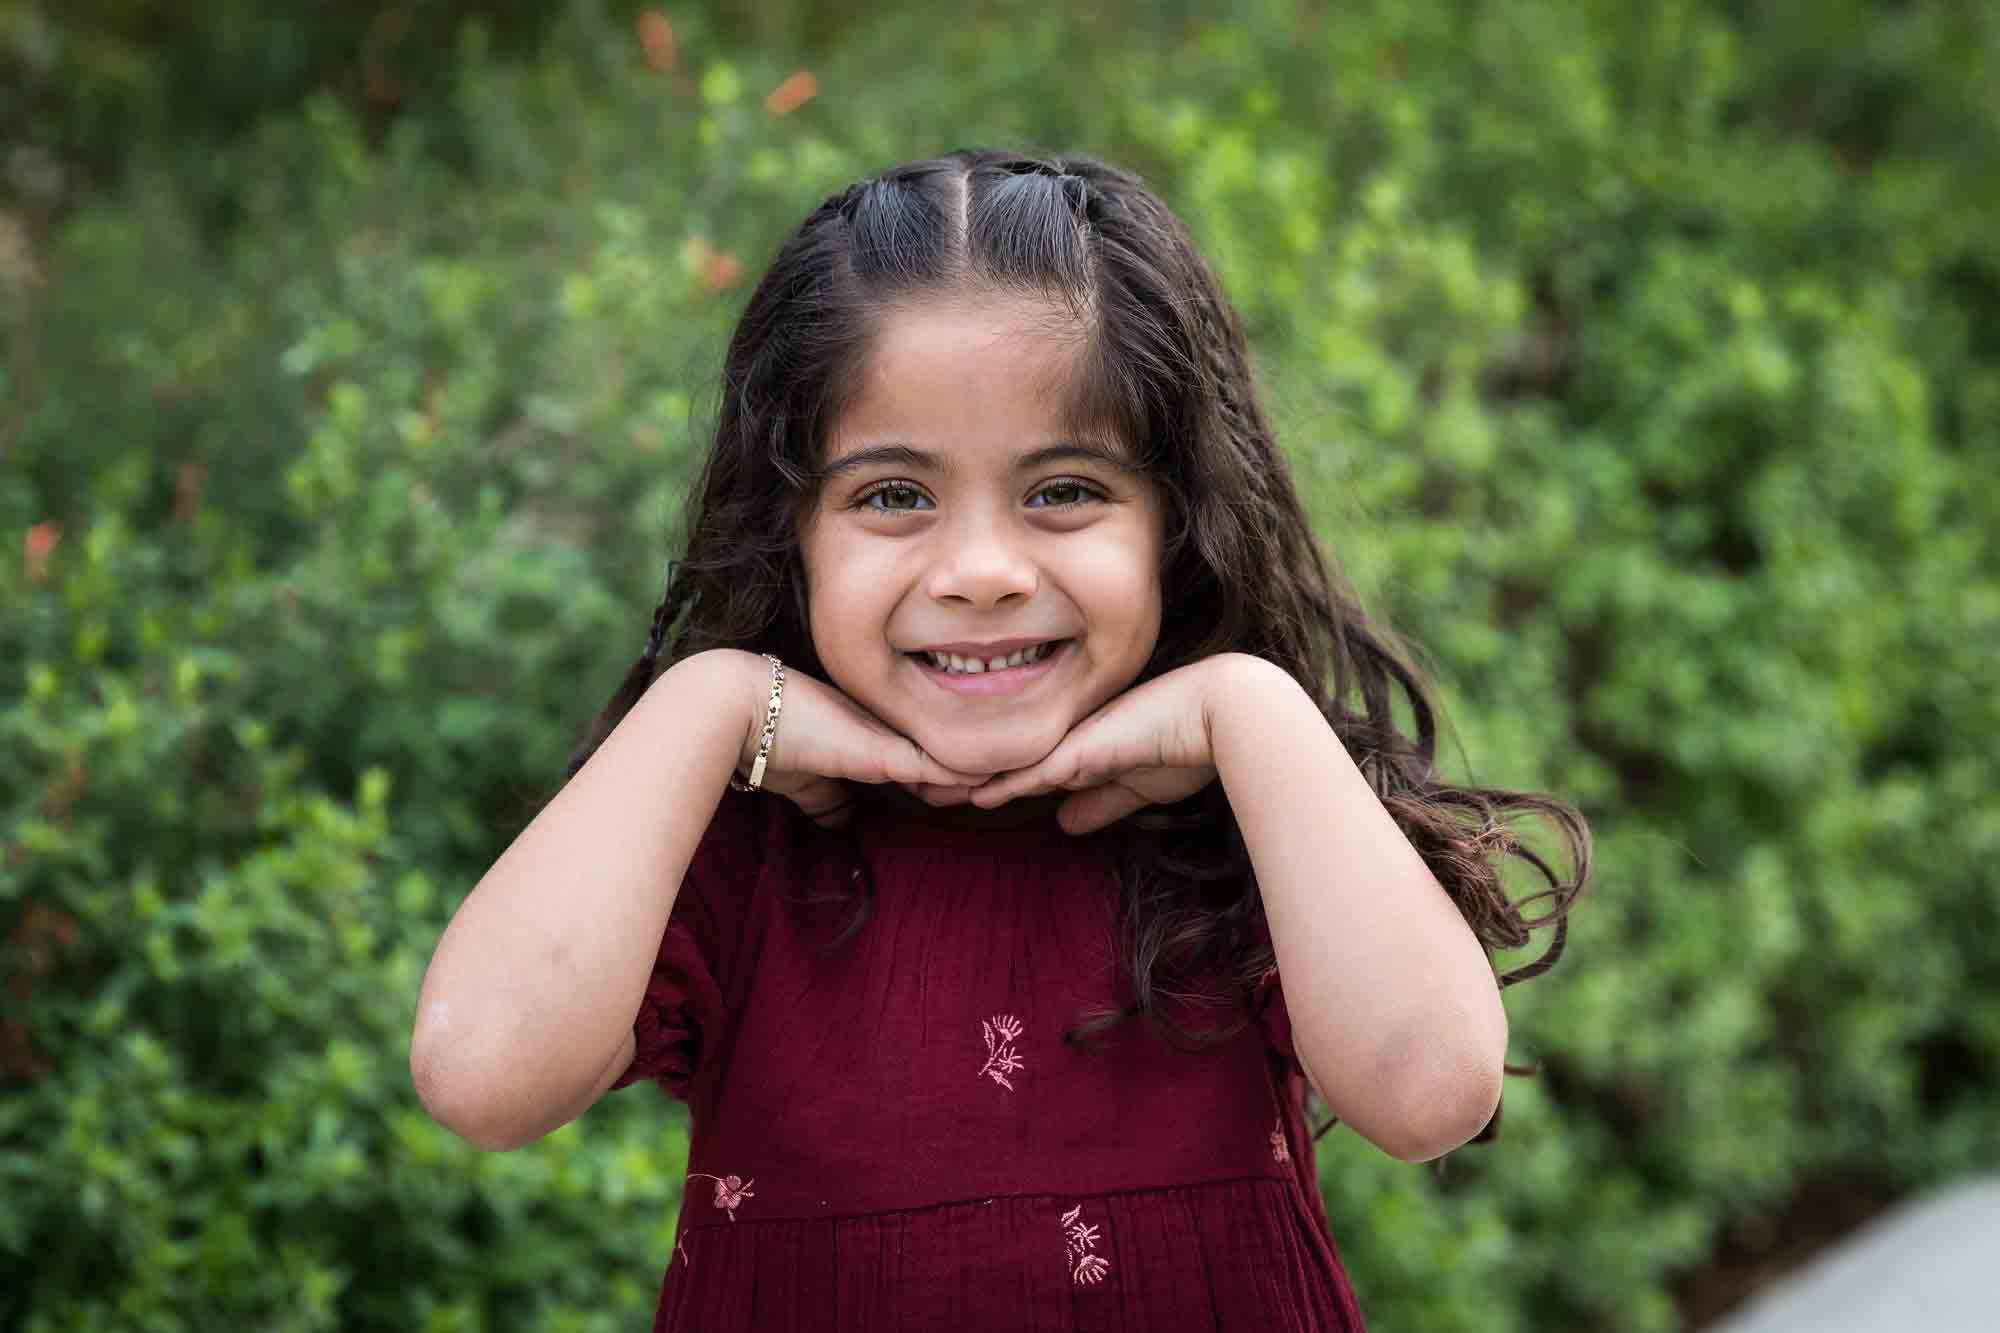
[610,791,764,1099]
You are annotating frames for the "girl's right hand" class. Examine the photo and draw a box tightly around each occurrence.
[715,650,985,829]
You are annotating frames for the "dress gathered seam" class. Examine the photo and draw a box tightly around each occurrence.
[671,1171,1300,1233]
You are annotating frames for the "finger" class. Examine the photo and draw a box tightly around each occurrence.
[1057,784,1151,835]
[789,777,854,826]
[980,745,1090,806]
[968,767,1044,809]
[803,797,853,829]
[908,782,976,806]
[881,743,988,791]
[799,780,853,819]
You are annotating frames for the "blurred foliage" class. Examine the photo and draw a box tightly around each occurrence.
[5,1,1998,1330]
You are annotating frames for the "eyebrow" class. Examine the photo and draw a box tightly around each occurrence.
[816,440,1141,485]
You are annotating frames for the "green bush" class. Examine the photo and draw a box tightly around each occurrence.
[6,2,1996,1329]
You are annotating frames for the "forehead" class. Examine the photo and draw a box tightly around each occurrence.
[826,297,1125,462]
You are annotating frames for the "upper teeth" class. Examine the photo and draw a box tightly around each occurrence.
[923,642,1056,673]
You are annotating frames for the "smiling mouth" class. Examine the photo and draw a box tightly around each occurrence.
[906,639,1069,675]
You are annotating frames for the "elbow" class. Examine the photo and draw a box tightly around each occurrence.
[1342,1005,1506,1163]
[1381,1060,1504,1163]
[413,1058,541,1152]
[1393,984,1510,1162]
[410,1023,537,1153]
[1378,1021,1508,1163]
[410,1006,629,1152]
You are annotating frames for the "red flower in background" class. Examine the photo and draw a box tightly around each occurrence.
[764,71,817,116]
[637,11,677,71]
[686,237,743,292]
[24,522,59,582]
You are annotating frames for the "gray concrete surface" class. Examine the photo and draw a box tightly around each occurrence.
[1706,1176,2000,1333]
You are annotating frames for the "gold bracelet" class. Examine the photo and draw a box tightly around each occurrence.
[729,654,785,793]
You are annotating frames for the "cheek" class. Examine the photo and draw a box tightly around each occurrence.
[801,534,898,671]
[798,527,847,666]
[1085,528,1163,650]
[1128,591,1164,680]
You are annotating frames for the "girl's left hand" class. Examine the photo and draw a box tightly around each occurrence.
[966,656,1229,834]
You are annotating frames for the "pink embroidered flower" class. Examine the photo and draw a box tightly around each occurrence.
[1060,1205,1112,1286]
[714,1174,755,1213]
[687,1171,756,1221]
[1270,1117,1291,1164]
[979,1013,1025,1091]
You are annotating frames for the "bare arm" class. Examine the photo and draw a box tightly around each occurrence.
[1207,654,1508,1163]
[409,649,759,1151]
[959,649,1507,1161]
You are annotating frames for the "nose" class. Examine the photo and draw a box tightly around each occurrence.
[925,514,1039,608]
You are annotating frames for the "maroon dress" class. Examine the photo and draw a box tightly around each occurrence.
[613,788,1368,1331]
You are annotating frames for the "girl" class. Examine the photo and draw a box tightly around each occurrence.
[412,148,1589,1331]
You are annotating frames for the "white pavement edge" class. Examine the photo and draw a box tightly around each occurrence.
[1705,1175,2000,1333]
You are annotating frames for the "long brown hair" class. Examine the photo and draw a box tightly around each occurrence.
[553,148,1590,1144]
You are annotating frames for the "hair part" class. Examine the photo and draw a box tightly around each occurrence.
[552,148,1591,1149]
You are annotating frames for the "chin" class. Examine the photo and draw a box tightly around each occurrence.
[914,727,1065,781]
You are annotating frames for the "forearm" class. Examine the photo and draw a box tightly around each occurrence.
[410,649,758,1149]
[1206,654,1507,1162]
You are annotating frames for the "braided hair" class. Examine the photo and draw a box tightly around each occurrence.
[556,149,1590,1146]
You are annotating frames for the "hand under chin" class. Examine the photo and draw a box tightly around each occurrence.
[896,780,976,806]
[880,782,1072,829]
[909,734,1064,786]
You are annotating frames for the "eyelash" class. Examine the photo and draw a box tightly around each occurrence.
[850,479,1106,513]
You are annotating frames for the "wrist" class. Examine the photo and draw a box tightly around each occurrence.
[1200,652,1304,752]
[665,649,771,776]
[727,651,776,777]
[733,654,786,790]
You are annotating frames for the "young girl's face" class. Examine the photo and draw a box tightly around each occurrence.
[799,296,1166,781]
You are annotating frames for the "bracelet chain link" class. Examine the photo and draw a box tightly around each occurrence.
[728,653,785,793]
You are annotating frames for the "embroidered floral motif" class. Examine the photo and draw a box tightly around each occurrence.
[1061,1205,1112,1286]
[687,1172,755,1221]
[978,1013,1025,1091]
[1270,1117,1291,1164]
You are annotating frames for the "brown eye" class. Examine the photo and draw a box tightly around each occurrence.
[1027,480,1104,509]
[857,482,933,512]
